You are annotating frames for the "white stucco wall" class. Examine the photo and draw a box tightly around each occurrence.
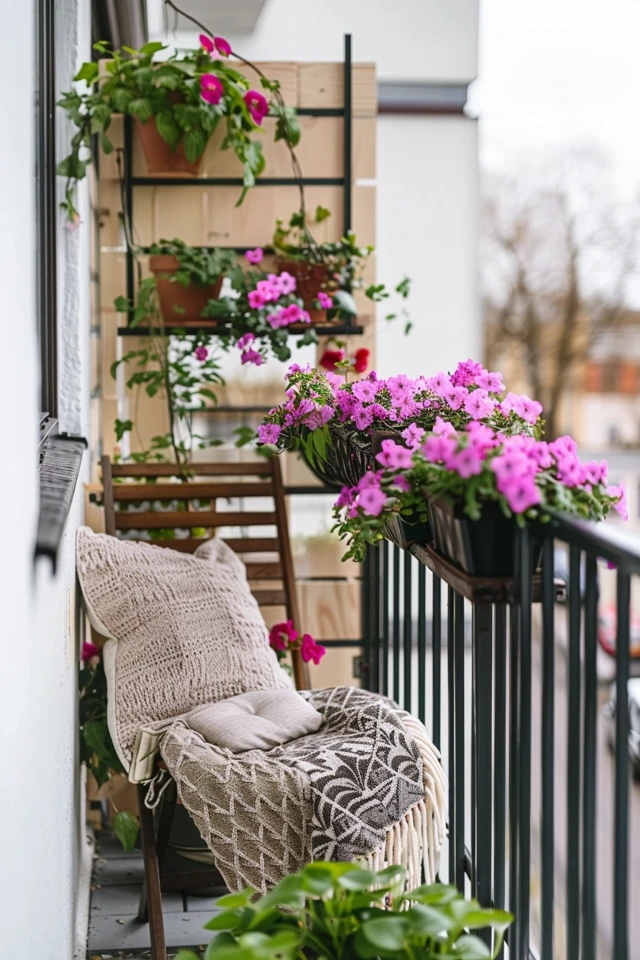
[0,0,91,956]
[151,0,480,375]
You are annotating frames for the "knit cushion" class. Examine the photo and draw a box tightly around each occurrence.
[76,527,287,770]
[186,690,323,753]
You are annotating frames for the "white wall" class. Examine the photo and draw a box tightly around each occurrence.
[0,0,91,956]
[151,0,480,376]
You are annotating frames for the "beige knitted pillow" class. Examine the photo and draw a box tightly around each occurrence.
[76,527,287,770]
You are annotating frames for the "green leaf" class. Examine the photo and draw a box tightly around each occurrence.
[73,61,99,84]
[128,97,153,122]
[337,867,376,891]
[216,890,255,910]
[114,295,130,312]
[140,41,166,56]
[360,916,410,951]
[111,87,133,112]
[314,204,331,223]
[114,418,133,441]
[234,426,256,448]
[155,110,182,149]
[332,289,358,315]
[445,933,492,958]
[183,126,208,162]
[57,155,88,179]
[113,811,139,853]
[174,951,202,960]
[100,132,114,154]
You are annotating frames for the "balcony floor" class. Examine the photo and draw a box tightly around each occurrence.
[88,831,221,957]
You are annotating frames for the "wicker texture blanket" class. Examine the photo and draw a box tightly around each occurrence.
[159,687,447,892]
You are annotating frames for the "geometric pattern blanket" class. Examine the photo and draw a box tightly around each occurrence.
[159,686,447,892]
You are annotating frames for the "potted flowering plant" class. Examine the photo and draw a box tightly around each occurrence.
[57,35,299,220]
[258,360,544,491]
[332,417,627,572]
[148,239,240,323]
[272,208,411,325]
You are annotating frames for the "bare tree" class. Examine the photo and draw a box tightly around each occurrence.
[482,147,640,439]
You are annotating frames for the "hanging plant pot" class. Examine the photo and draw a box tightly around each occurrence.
[384,512,431,550]
[136,118,202,177]
[426,495,542,578]
[276,259,331,323]
[149,255,223,325]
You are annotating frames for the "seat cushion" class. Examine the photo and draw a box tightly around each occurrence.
[76,527,288,771]
[187,690,324,753]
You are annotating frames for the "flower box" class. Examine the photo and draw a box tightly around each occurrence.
[149,255,223,324]
[426,495,541,578]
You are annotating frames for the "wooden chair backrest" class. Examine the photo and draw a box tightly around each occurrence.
[100,455,309,690]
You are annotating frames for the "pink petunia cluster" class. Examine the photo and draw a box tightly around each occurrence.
[236,331,263,366]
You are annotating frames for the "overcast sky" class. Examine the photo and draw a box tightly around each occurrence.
[468,0,640,193]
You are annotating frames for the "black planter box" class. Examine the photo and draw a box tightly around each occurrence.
[426,495,541,578]
[384,511,432,550]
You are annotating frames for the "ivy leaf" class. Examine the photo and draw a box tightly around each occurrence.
[113,811,139,853]
[314,205,331,223]
[57,155,87,179]
[73,61,99,84]
[114,419,133,441]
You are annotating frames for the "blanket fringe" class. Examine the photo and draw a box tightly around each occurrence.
[365,714,449,887]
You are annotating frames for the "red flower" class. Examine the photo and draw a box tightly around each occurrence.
[300,634,326,665]
[353,348,370,374]
[244,90,269,125]
[319,349,345,371]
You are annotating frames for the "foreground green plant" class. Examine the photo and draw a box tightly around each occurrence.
[175,862,512,960]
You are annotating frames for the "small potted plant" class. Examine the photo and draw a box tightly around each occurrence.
[148,239,240,323]
[272,207,411,324]
[175,861,512,960]
[332,414,627,572]
[57,36,300,220]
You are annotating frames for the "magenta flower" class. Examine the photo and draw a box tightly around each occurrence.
[269,619,298,652]
[519,395,543,425]
[475,370,505,393]
[442,383,468,411]
[451,358,484,387]
[401,424,425,449]
[317,291,332,309]
[426,372,450,395]
[244,90,269,125]
[241,348,264,366]
[81,641,100,663]
[199,34,215,53]
[423,435,457,464]
[200,73,223,105]
[501,475,541,514]
[194,345,208,362]
[277,271,297,295]
[245,247,264,265]
[391,475,411,493]
[258,423,282,444]
[375,439,413,470]
[237,332,255,350]
[300,634,326,665]
[256,278,279,302]
[492,451,535,485]
[433,416,456,438]
[607,483,628,520]
[214,36,232,57]
[359,485,387,517]
[336,485,357,508]
[351,380,379,403]
[248,289,266,310]
[449,445,484,478]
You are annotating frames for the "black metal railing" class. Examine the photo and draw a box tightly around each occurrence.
[361,517,639,960]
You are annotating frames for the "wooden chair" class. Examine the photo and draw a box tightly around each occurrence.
[100,455,309,960]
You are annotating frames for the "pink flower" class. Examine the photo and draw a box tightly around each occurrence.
[466,422,497,451]
[433,417,456,438]
[199,34,215,53]
[194,345,208,362]
[607,484,628,521]
[300,634,326,665]
[451,359,484,387]
[475,370,505,393]
[519,395,543,424]
[317,291,332,309]
[304,405,334,430]
[401,424,425,449]
[241,348,263,366]
[442,383,468,411]
[423,435,457,464]
[464,388,495,420]
[200,73,223,105]
[359,485,387,517]
[245,247,264,265]
[237,332,255,350]
[501,475,541,514]
[426,371,450,395]
[248,289,266,310]
[214,36,232,57]
[449,445,484,478]
[391,475,411,493]
[335,485,357,508]
[81,641,100,663]
[352,379,379,402]
[256,279,279,302]
[65,213,82,231]
[269,620,298,652]
[244,90,269,125]
[492,451,535,484]
[257,423,281,444]
[375,439,413,470]
[278,272,297,295]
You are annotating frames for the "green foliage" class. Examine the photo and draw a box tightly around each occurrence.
[79,659,125,786]
[174,862,512,959]
[150,238,241,289]
[57,41,298,220]
[113,811,139,852]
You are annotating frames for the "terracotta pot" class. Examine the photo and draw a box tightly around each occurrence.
[277,259,331,324]
[150,255,223,324]
[136,118,202,177]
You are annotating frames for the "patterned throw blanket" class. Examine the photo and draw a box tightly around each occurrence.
[159,687,447,892]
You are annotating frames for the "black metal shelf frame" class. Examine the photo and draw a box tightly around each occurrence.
[121,34,357,337]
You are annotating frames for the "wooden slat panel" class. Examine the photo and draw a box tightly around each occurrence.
[113,481,273,501]
[115,510,277,530]
[224,538,280,553]
[253,589,287,606]
[298,63,377,115]
[246,563,283,579]
[110,462,272,477]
